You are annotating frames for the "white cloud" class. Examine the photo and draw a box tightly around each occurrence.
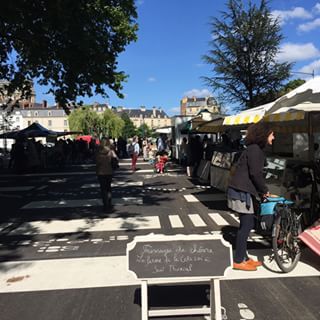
[313,3,320,14]
[298,59,320,76]
[183,88,211,98]
[298,17,320,32]
[276,42,320,62]
[271,7,312,25]
[147,77,156,82]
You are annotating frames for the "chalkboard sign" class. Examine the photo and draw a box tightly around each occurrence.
[127,234,232,279]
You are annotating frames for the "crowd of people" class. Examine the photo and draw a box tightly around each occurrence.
[6,133,173,174]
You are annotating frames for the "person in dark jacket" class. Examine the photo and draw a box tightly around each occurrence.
[227,122,275,271]
[95,137,118,213]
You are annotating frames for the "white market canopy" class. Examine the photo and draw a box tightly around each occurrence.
[267,76,320,115]
[223,101,275,126]
[223,76,320,126]
[264,102,320,122]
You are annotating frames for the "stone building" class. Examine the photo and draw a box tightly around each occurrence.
[113,106,171,129]
[180,96,220,116]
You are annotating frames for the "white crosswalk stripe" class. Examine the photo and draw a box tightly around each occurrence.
[168,215,184,228]
[21,197,143,209]
[209,213,229,226]
[184,193,226,202]
[81,181,143,188]
[0,216,161,235]
[189,214,207,227]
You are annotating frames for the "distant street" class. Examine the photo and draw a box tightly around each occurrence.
[0,158,319,320]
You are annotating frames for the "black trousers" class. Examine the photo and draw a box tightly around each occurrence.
[234,213,255,263]
[97,175,112,209]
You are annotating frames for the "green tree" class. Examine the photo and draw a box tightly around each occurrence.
[68,106,124,138]
[279,79,306,96]
[136,123,151,138]
[68,106,100,136]
[202,0,292,111]
[0,1,138,112]
[120,112,136,138]
[100,108,124,138]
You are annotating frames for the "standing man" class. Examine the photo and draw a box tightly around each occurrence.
[131,136,140,172]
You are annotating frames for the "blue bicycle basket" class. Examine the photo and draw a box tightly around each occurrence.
[260,197,293,216]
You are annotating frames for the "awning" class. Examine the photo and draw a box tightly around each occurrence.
[155,126,172,134]
[0,122,81,139]
[263,102,320,122]
[195,117,224,133]
[223,102,274,126]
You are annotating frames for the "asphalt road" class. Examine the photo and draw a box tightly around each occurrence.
[0,158,319,320]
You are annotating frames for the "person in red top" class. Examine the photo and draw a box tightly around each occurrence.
[131,136,140,172]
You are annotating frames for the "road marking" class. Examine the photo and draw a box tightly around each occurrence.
[168,215,184,228]
[81,181,143,188]
[0,251,318,293]
[194,194,226,201]
[0,186,34,191]
[184,195,198,202]
[135,168,182,173]
[229,213,240,223]
[189,214,207,227]
[21,197,143,209]
[0,216,161,235]
[184,194,226,202]
[209,213,229,226]
[36,185,48,190]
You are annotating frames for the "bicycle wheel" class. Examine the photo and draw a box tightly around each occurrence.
[272,208,302,273]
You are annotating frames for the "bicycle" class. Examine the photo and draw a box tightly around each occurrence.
[259,197,302,273]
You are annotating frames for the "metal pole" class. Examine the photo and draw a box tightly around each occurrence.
[211,279,222,320]
[141,280,148,320]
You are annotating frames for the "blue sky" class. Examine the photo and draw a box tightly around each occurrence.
[36,0,320,116]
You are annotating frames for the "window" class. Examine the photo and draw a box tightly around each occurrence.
[34,111,38,116]
[28,121,31,126]
[48,120,52,126]
[64,120,68,126]
[48,111,52,116]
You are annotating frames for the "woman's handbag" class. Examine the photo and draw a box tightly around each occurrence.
[111,157,119,170]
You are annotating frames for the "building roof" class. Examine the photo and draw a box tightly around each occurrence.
[113,107,169,118]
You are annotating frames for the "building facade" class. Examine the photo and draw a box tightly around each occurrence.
[180,96,220,116]
[113,106,171,129]
[0,103,171,140]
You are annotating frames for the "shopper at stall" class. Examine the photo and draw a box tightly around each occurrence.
[227,122,275,271]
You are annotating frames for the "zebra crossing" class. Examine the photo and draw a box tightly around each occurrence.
[0,211,241,235]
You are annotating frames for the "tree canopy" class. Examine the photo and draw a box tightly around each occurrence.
[68,106,124,138]
[202,0,292,111]
[0,0,138,112]
[120,112,136,138]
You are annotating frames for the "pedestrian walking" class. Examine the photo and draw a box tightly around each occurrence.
[131,136,140,171]
[227,122,275,271]
[95,137,118,213]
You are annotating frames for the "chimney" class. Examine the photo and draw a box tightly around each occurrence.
[140,106,146,112]
[152,106,156,117]
[42,100,47,108]
[56,102,60,109]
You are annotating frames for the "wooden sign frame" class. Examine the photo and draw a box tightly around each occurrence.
[127,234,233,320]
